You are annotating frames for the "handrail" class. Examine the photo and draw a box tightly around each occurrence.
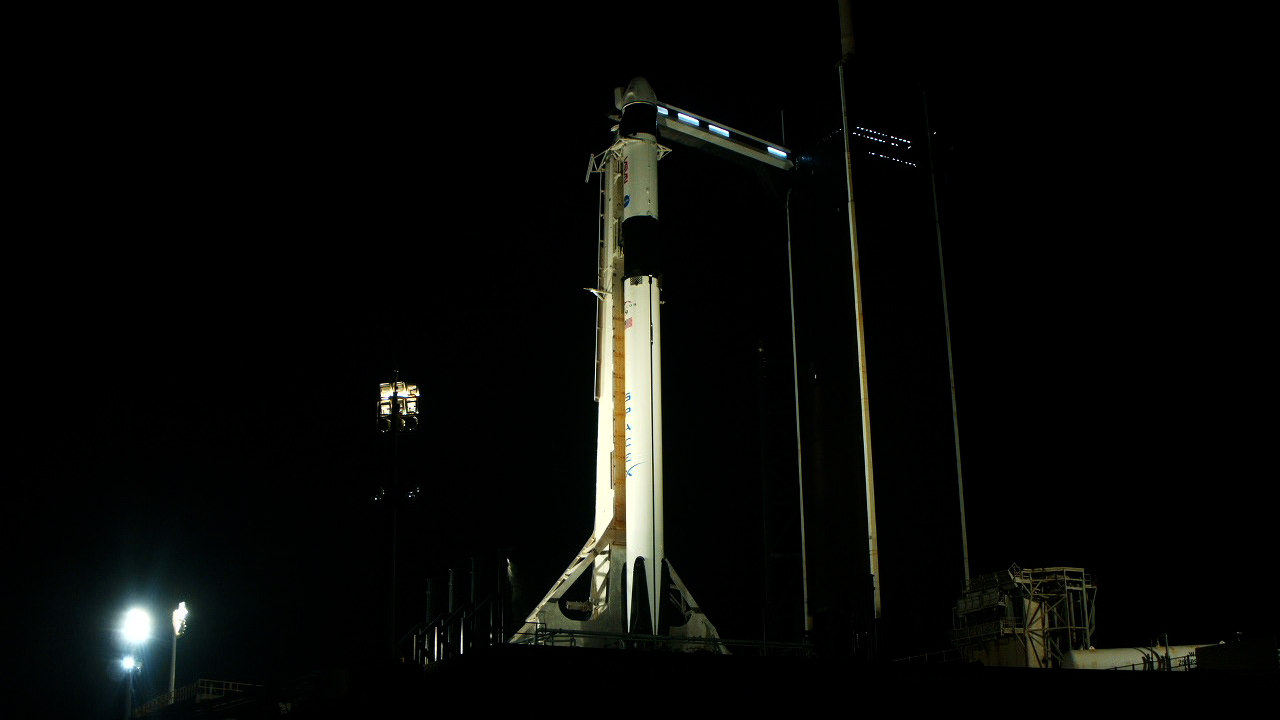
[132,679,263,717]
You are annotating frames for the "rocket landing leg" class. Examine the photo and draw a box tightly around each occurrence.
[511,532,629,648]
[513,538,723,652]
[659,560,722,647]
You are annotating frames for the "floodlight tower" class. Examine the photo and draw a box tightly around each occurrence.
[377,373,420,656]
[168,601,188,704]
[120,608,151,720]
[120,655,141,720]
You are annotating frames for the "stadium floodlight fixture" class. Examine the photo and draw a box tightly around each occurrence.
[122,608,152,646]
[172,602,188,637]
[377,380,420,432]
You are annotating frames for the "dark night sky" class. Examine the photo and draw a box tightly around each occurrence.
[11,7,1268,717]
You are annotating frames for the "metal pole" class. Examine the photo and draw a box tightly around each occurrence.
[838,34,881,624]
[390,371,401,658]
[923,88,970,585]
[168,632,177,704]
[785,193,812,635]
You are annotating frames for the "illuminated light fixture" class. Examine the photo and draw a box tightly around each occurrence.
[708,124,729,138]
[676,112,699,126]
[122,656,138,671]
[767,146,787,159]
[856,126,913,146]
[172,601,188,637]
[377,380,420,432]
[122,608,152,645]
[657,106,669,116]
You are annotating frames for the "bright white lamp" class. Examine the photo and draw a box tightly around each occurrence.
[122,608,152,646]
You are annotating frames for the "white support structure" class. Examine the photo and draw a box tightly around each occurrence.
[655,103,793,172]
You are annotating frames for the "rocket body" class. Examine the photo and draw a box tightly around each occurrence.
[618,77,665,634]
[623,275,663,633]
[514,78,720,648]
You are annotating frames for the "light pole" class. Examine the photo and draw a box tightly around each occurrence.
[121,656,140,720]
[120,608,151,720]
[377,374,420,657]
[169,602,188,704]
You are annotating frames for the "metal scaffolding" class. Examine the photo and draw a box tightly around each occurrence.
[952,565,1096,668]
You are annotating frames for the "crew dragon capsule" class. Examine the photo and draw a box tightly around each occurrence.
[512,77,795,649]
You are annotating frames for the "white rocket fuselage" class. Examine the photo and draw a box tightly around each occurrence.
[623,275,662,632]
[617,78,664,634]
[515,78,722,647]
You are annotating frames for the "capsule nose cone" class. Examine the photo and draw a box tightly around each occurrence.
[622,77,657,107]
